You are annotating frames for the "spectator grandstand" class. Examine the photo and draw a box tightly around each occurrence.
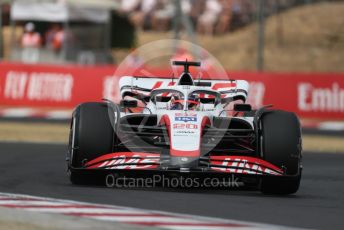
[116,0,318,35]
[0,0,342,67]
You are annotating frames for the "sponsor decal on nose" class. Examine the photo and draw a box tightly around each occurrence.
[175,116,197,122]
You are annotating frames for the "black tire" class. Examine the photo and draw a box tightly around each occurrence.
[68,102,116,184]
[259,110,302,195]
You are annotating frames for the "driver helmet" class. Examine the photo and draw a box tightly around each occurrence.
[170,94,183,110]
[188,94,199,110]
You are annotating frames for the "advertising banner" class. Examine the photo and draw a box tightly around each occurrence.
[0,62,343,119]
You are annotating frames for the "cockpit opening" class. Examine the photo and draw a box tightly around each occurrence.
[150,89,220,111]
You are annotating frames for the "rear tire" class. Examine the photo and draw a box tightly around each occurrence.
[259,110,302,195]
[68,102,116,184]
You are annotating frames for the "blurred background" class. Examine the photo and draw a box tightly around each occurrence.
[0,0,343,149]
[0,0,343,71]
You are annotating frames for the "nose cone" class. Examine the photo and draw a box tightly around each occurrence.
[169,112,202,158]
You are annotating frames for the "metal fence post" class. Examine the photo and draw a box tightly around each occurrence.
[257,0,265,71]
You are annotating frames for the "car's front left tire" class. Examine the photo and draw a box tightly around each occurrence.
[259,110,302,195]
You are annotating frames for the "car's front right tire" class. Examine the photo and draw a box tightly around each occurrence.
[68,102,116,184]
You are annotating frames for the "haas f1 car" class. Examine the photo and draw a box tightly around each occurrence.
[67,61,302,194]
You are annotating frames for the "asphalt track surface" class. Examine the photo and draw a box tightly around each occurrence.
[0,142,343,229]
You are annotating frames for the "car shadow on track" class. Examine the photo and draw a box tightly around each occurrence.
[67,175,302,198]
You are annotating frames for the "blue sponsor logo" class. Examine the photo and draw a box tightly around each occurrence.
[175,116,197,122]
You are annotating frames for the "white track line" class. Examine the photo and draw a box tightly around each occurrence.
[90,216,204,223]
[0,108,72,120]
[0,108,37,118]
[25,208,147,214]
[0,200,68,206]
[318,122,344,131]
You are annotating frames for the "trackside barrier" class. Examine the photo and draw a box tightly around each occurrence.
[0,62,343,120]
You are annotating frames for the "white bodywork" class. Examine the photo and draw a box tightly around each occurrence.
[119,76,253,157]
[119,76,249,102]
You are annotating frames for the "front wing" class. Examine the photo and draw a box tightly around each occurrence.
[71,152,286,177]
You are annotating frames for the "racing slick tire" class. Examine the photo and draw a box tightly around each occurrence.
[68,102,117,184]
[259,110,302,195]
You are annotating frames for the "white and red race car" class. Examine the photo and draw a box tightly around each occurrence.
[67,61,302,194]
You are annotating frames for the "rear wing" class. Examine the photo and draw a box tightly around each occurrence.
[119,76,249,103]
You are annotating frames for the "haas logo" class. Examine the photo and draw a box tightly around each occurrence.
[211,158,282,175]
[96,155,159,169]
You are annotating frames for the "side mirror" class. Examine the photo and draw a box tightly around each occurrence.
[120,100,138,108]
[234,104,252,112]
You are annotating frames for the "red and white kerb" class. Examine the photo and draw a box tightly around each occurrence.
[0,193,282,230]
